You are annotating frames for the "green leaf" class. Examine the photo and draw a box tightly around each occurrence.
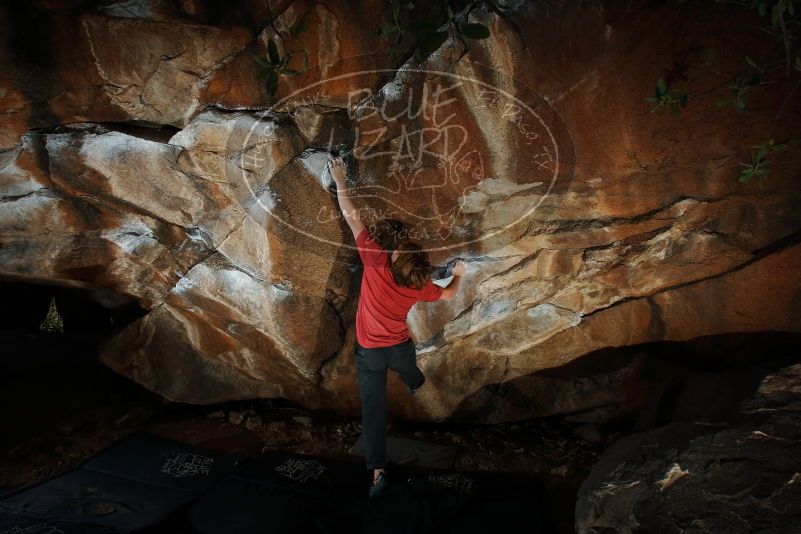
[280,68,301,76]
[268,39,280,65]
[746,55,758,69]
[795,57,801,71]
[266,69,279,97]
[680,92,689,108]
[755,167,766,179]
[771,143,789,152]
[447,4,454,20]
[460,23,491,39]
[39,297,63,333]
[254,55,271,69]
[418,30,448,54]
[379,24,400,38]
[657,78,667,94]
[738,168,753,182]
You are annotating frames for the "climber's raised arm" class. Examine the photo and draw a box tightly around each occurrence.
[328,155,365,240]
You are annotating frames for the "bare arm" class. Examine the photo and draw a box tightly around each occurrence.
[328,156,365,239]
[439,260,466,301]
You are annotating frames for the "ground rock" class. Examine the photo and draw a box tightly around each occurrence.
[575,364,801,533]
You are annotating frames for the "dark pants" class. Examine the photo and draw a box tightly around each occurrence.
[355,338,425,470]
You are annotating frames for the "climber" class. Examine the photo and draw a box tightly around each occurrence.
[326,155,466,498]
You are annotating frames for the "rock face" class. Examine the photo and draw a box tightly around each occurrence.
[1,1,800,418]
[575,364,801,533]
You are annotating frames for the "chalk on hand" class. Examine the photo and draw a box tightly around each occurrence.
[431,257,463,281]
[301,151,335,190]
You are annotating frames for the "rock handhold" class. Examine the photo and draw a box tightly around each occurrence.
[228,411,244,426]
[245,416,264,431]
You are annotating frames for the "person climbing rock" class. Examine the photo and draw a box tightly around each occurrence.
[326,155,466,498]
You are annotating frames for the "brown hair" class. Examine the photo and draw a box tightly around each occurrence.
[370,218,409,252]
[390,241,432,290]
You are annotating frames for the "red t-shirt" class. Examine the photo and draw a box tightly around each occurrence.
[355,228,443,348]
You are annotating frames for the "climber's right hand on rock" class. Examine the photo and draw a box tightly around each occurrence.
[452,259,466,277]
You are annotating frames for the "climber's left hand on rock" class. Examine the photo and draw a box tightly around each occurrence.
[327,156,346,187]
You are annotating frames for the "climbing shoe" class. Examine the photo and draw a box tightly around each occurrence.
[408,376,426,395]
[369,471,388,498]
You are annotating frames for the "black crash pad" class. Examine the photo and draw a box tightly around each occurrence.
[0,505,118,533]
[1,432,554,533]
[81,430,237,492]
[362,468,555,534]
[189,451,554,534]
[0,431,238,532]
[188,451,366,534]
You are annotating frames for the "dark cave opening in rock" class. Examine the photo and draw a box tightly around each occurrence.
[0,278,147,336]
[0,279,150,461]
[451,331,801,430]
[93,121,183,143]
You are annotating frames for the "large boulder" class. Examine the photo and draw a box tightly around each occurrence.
[575,364,801,533]
[1,0,800,419]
